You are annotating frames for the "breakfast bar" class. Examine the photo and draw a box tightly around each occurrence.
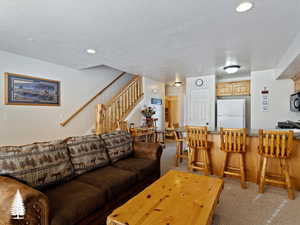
[195,130,300,190]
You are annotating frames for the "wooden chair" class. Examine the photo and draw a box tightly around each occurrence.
[153,119,165,147]
[117,120,129,132]
[173,129,187,166]
[257,129,295,200]
[186,126,212,175]
[220,128,247,189]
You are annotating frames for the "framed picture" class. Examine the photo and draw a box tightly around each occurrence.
[151,98,162,105]
[4,72,60,106]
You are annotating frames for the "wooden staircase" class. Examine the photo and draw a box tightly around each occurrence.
[96,76,143,134]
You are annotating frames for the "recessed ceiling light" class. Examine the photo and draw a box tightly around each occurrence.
[173,81,184,87]
[224,65,241,74]
[236,2,253,13]
[86,49,96,54]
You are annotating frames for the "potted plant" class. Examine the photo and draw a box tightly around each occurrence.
[141,106,156,127]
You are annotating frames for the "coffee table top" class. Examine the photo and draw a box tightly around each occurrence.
[107,170,224,225]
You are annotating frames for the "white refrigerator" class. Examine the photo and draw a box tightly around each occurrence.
[217,99,246,129]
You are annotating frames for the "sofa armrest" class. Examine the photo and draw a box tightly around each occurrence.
[0,176,49,225]
[133,142,163,161]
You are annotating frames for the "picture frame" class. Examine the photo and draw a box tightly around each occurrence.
[151,98,162,105]
[4,72,60,106]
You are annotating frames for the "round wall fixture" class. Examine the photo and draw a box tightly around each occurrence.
[224,65,241,74]
[195,78,204,87]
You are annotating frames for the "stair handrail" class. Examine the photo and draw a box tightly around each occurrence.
[60,71,126,127]
[104,75,140,107]
[96,76,143,134]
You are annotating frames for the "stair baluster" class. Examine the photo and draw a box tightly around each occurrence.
[96,76,144,134]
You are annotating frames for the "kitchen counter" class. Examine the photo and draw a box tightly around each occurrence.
[209,129,300,139]
[176,128,300,139]
[182,129,300,191]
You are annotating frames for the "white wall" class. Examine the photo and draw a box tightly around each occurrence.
[251,69,300,129]
[0,50,133,145]
[165,85,185,127]
[126,77,165,130]
[276,31,300,79]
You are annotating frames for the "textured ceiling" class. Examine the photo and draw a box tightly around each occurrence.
[0,0,299,81]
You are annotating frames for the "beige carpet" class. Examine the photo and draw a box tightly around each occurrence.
[161,141,300,225]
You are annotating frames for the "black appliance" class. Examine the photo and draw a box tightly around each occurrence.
[290,92,300,112]
[277,120,300,129]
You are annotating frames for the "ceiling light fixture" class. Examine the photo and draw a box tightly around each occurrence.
[224,65,241,74]
[173,81,183,87]
[236,2,253,13]
[86,49,96,54]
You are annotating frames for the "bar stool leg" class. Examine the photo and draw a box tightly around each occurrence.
[187,147,193,171]
[221,152,228,177]
[259,157,268,193]
[205,150,213,175]
[256,155,263,184]
[180,141,183,163]
[203,150,210,176]
[175,142,180,167]
[282,159,294,200]
[239,153,247,189]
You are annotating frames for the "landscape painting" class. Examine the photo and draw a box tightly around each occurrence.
[4,73,60,106]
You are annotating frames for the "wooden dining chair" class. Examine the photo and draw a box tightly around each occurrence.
[173,129,187,166]
[257,129,295,200]
[186,126,212,175]
[220,128,247,189]
[117,120,129,132]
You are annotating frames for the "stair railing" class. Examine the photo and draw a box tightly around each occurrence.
[60,72,126,127]
[96,76,143,134]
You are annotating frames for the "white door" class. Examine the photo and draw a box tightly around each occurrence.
[188,90,211,127]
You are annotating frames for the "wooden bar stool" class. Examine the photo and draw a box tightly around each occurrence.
[220,128,247,189]
[257,129,295,200]
[173,129,187,166]
[186,126,212,176]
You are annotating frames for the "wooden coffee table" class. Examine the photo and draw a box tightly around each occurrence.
[107,170,224,225]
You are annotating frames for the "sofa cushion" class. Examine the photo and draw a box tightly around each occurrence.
[66,134,110,175]
[101,130,133,163]
[76,166,137,200]
[0,140,74,189]
[112,158,158,181]
[45,180,106,225]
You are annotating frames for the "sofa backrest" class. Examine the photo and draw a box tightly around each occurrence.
[0,140,74,189]
[101,130,133,163]
[0,131,134,189]
[66,134,110,175]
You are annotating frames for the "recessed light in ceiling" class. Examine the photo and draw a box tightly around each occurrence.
[236,2,253,13]
[224,65,241,74]
[173,81,184,87]
[86,49,96,54]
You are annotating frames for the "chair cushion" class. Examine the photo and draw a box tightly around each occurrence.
[75,166,137,200]
[101,130,133,163]
[45,180,106,225]
[0,140,74,189]
[112,158,158,181]
[66,134,110,175]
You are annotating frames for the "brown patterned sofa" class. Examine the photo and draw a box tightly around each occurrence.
[0,130,162,225]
